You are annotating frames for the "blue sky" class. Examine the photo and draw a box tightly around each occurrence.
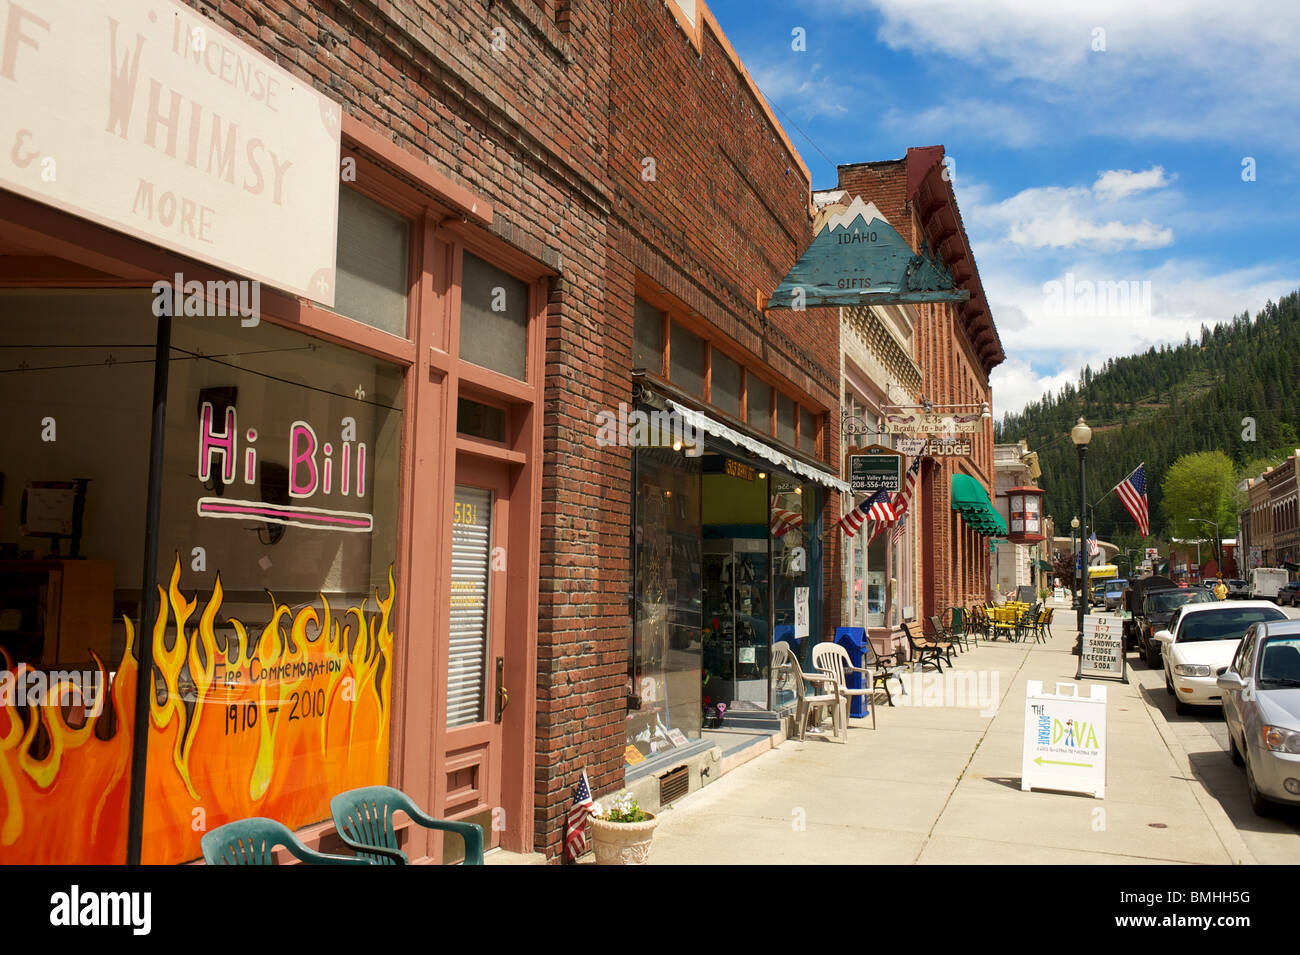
[706,0,1300,418]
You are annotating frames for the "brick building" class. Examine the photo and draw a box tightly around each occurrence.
[835,148,1004,619]
[609,0,845,815]
[0,0,852,864]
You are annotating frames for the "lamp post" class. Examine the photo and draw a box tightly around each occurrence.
[1070,515,1080,608]
[1072,418,1092,638]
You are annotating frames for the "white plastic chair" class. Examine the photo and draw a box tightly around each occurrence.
[771,641,845,743]
[812,641,875,731]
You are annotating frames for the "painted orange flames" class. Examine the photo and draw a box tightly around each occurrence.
[0,556,394,864]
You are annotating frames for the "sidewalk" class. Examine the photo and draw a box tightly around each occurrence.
[648,601,1278,865]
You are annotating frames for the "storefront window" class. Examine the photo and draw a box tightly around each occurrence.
[629,445,702,759]
[460,252,529,381]
[669,321,705,398]
[799,407,817,455]
[777,394,796,447]
[147,315,403,863]
[0,290,155,864]
[712,351,742,420]
[866,535,887,627]
[633,298,664,372]
[333,187,410,337]
[770,478,814,673]
[747,380,771,433]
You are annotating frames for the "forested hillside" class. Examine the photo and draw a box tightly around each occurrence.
[995,291,1300,551]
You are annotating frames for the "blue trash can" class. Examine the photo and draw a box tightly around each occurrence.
[834,626,870,719]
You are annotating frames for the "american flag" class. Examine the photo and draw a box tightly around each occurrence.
[888,515,907,547]
[1088,531,1100,558]
[838,488,892,538]
[564,770,593,862]
[1115,463,1150,537]
[770,504,803,538]
[870,451,924,544]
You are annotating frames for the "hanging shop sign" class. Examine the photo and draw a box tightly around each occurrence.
[765,195,970,309]
[1076,613,1128,683]
[886,412,981,435]
[0,0,341,305]
[846,444,902,493]
[1022,681,1107,798]
[928,439,972,457]
[897,438,928,457]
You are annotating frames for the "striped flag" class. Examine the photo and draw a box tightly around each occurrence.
[565,770,594,861]
[838,488,891,538]
[1115,463,1150,537]
[1088,531,1100,558]
[870,451,924,544]
[770,504,804,538]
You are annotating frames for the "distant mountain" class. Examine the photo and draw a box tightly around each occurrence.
[995,291,1300,548]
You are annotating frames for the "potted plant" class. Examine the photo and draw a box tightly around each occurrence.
[589,790,658,865]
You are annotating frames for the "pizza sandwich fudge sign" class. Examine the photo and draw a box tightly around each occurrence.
[0,0,341,305]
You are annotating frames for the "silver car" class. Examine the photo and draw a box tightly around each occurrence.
[1217,619,1300,815]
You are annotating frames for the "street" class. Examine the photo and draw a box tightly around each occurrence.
[647,599,1300,865]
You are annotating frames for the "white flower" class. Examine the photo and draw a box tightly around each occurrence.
[590,801,605,819]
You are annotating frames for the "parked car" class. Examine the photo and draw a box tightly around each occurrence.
[1103,578,1129,612]
[1136,587,1214,667]
[1278,582,1300,607]
[1218,619,1300,815]
[1226,579,1250,599]
[1090,581,1107,607]
[1124,575,1177,651]
[1155,601,1288,715]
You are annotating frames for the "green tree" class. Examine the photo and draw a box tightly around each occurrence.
[1161,451,1239,543]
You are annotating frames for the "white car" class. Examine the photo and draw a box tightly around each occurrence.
[1154,601,1289,715]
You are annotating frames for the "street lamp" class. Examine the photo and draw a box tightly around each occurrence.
[1189,517,1222,577]
[1072,418,1092,639]
[1070,515,1080,608]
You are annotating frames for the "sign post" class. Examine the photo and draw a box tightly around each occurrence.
[1076,613,1128,683]
[1022,681,1107,798]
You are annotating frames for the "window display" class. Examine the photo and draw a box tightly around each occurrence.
[628,445,702,759]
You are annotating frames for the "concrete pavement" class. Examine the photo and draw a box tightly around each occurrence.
[648,600,1300,864]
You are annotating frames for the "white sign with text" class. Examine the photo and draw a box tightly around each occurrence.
[0,0,341,304]
[1022,681,1107,798]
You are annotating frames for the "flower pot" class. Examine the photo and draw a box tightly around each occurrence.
[590,812,659,865]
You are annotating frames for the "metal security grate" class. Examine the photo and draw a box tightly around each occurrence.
[659,765,690,805]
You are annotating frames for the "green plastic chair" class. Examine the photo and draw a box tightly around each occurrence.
[201,817,372,865]
[330,785,485,865]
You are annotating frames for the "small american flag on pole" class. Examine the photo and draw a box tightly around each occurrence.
[838,488,892,538]
[1114,463,1150,538]
[565,770,594,861]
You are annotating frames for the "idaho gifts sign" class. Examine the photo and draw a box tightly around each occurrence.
[1022,681,1108,798]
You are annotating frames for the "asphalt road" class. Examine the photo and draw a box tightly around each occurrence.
[1126,603,1300,863]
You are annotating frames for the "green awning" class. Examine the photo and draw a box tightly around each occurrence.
[950,473,1007,537]
[1036,559,1054,571]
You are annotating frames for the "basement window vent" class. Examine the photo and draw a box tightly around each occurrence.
[659,765,690,805]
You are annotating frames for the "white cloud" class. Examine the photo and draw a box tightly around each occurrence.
[830,0,1300,146]
[965,169,1176,251]
[1093,166,1175,201]
[991,359,1077,420]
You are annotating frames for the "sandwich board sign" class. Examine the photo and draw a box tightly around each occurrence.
[1076,613,1127,683]
[1022,681,1107,798]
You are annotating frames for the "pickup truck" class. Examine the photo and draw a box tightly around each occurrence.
[1135,586,1215,667]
